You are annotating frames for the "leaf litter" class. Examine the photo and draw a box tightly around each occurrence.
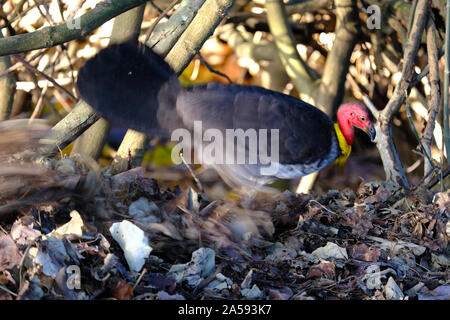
[0,154,448,300]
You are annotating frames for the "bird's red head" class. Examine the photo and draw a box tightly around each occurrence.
[336,103,376,145]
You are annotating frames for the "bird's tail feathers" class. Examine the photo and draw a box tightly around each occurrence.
[76,41,180,136]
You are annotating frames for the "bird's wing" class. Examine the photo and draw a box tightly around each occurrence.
[175,83,337,166]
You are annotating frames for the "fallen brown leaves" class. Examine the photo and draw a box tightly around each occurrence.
[0,164,448,300]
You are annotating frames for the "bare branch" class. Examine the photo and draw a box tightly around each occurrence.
[363,95,380,120]
[12,54,76,101]
[146,0,206,57]
[286,0,332,15]
[315,0,359,115]
[164,0,235,75]
[380,0,429,123]
[421,15,441,182]
[0,0,147,56]
[373,0,429,188]
[265,0,316,103]
[144,0,181,44]
[0,33,15,120]
[197,53,232,83]
[38,101,100,156]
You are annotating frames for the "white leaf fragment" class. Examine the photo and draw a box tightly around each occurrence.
[384,277,405,300]
[367,236,426,256]
[47,210,84,239]
[167,248,215,287]
[109,220,152,272]
[312,242,348,260]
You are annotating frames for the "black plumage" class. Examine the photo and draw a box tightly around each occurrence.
[77,41,340,189]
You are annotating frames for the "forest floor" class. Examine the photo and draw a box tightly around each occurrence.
[0,156,448,300]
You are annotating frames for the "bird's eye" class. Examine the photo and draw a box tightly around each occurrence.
[360,116,366,121]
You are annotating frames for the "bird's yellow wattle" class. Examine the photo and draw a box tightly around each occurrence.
[334,123,351,166]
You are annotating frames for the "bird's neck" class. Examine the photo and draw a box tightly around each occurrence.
[336,114,354,145]
[333,123,352,167]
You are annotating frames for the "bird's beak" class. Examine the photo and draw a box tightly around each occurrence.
[365,123,376,142]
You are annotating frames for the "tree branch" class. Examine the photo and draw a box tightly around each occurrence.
[373,0,429,188]
[421,14,441,183]
[286,0,333,15]
[380,0,428,123]
[164,0,235,75]
[38,100,100,156]
[0,0,147,57]
[144,0,181,44]
[314,0,359,115]
[0,33,15,120]
[11,54,76,101]
[265,0,316,104]
[146,0,206,56]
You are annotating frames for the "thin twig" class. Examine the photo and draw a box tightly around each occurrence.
[363,95,379,120]
[425,166,450,189]
[8,0,35,29]
[144,0,180,44]
[29,50,60,123]
[29,82,50,123]
[33,0,55,25]
[197,53,232,83]
[422,15,442,184]
[180,152,205,193]
[407,0,418,36]
[405,99,438,174]
[57,44,77,97]
[53,89,73,113]
[413,162,437,187]
[193,263,225,296]
[361,42,375,98]
[19,236,41,293]
[132,268,147,290]
[148,0,164,13]
[12,54,77,101]
[411,47,444,88]
[0,49,48,78]
[0,285,18,297]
